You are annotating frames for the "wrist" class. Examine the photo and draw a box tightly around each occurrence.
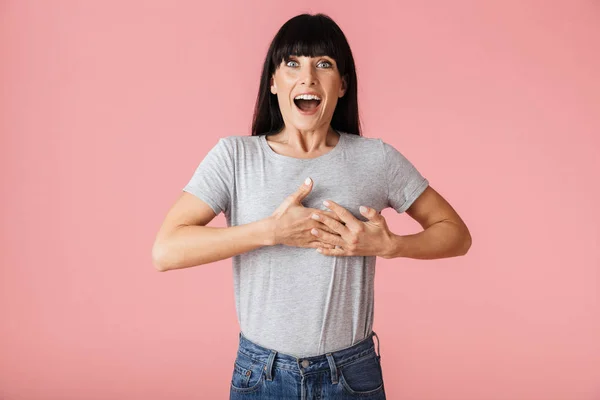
[262,216,277,246]
[382,233,402,259]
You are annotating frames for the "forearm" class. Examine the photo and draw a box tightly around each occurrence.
[383,220,471,260]
[153,217,275,271]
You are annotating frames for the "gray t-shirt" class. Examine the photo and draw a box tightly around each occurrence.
[182,131,429,357]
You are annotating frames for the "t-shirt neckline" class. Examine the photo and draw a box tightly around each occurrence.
[259,130,345,164]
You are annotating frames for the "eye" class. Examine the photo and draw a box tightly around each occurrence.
[285,58,333,68]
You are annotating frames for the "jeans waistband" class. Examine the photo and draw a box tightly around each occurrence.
[236,330,381,377]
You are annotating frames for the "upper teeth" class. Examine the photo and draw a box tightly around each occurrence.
[294,94,321,100]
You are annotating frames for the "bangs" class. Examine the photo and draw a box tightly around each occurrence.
[270,15,347,75]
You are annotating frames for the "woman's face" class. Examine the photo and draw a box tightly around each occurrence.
[270,55,347,132]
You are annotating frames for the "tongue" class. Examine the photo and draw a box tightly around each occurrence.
[296,99,320,111]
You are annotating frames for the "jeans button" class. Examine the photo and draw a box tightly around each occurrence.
[301,360,310,368]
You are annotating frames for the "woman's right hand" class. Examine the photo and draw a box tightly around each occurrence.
[270,177,344,249]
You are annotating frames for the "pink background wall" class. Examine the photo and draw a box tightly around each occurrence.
[1,1,599,399]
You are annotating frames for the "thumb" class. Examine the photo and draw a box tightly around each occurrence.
[359,205,381,221]
[293,177,313,202]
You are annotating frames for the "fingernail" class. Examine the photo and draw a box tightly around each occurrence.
[311,214,320,220]
[360,206,368,213]
[323,200,330,207]
[305,177,311,186]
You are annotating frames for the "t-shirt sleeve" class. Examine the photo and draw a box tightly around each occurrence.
[182,137,233,216]
[381,140,429,214]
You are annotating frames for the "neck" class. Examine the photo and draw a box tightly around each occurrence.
[275,126,338,152]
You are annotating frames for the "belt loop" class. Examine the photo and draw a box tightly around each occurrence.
[372,331,381,359]
[265,349,277,381]
[325,353,338,384]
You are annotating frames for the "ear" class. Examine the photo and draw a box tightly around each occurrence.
[270,76,277,94]
[339,75,347,98]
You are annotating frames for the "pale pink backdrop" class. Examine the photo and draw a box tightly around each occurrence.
[1,1,599,399]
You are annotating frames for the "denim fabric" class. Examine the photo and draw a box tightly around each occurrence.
[229,331,386,399]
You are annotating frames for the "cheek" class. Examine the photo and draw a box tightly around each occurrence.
[276,94,295,115]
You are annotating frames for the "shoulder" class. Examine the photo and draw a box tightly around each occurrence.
[213,135,255,151]
[342,132,385,155]
[378,139,416,163]
[342,132,380,144]
[219,134,261,147]
[212,135,264,161]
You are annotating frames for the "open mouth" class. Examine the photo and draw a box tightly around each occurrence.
[293,99,322,114]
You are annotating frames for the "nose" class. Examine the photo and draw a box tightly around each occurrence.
[299,66,317,85]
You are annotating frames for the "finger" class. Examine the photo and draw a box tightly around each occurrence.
[308,208,344,224]
[310,227,345,247]
[311,212,350,237]
[291,177,313,203]
[316,245,345,256]
[315,223,341,236]
[321,200,360,231]
[321,210,346,224]
[320,242,337,249]
[359,205,381,221]
[308,240,336,249]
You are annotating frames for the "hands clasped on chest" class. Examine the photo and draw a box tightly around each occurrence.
[269,177,393,258]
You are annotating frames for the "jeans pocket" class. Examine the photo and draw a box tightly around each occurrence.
[230,351,266,393]
[339,353,384,396]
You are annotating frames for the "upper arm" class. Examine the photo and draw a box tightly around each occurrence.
[152,192,217,260]
[405,185,468,233]
[153,137,233,269]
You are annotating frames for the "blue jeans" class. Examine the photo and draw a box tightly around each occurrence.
[229,330,386,399]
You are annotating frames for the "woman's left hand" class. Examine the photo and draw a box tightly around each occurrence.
[310,200,393,258]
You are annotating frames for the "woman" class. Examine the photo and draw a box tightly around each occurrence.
[152,13,471,400]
